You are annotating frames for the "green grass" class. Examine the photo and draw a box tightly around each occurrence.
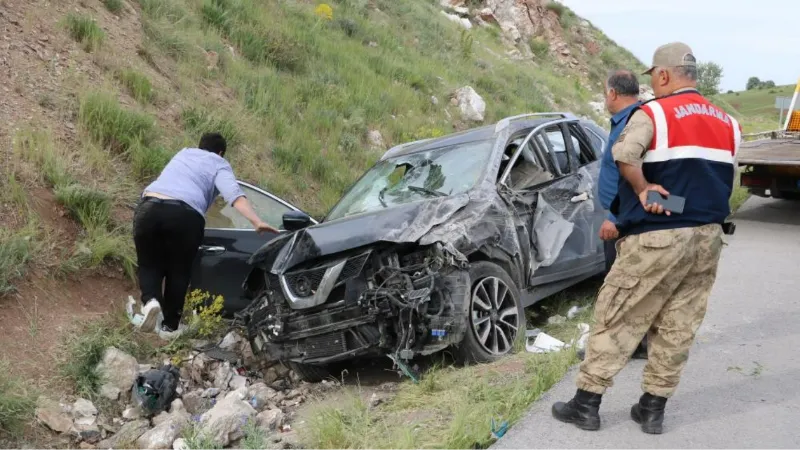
[183,422,224,449]
[717,84,795,133]
[79,91,156,153]
[65,13,105,52]
[117,69,155,104]
[103,0,124,14]
[54,184,112,230]
[0,228,36,296]
[13,128,74,188]
[301,280,600,449]
[58,318,153,398]
[0,362,37,438]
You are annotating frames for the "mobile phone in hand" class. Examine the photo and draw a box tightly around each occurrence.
[646,190,685,214]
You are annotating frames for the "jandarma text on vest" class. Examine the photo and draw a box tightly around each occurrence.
[673,103,730,124]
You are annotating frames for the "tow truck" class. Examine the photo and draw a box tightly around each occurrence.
[738,78,800,200]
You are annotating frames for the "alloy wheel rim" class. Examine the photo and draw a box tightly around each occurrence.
[470,276,519,355]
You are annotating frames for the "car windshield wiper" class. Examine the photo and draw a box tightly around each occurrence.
[406,185,447,197]
[378,186,388,208]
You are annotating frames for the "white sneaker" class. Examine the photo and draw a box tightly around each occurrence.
[126,296,145,328]
[157,323,188,341]
[140,299,162,333]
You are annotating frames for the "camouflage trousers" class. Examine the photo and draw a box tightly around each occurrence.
[576,223,724,398]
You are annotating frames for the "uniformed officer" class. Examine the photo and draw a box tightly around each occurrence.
[551,42,741,434]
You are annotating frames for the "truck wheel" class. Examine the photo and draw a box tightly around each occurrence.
[287,361,331,383]
[457,261,524,364]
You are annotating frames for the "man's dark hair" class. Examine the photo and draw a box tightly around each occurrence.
[198,132,227,156]
[606,70,640,97]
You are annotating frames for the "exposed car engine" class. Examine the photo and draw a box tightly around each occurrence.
[243,243,470,367]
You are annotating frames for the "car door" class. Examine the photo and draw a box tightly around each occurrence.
[527,122,607,284]
[189,181,316,316]
[498,120,605,287]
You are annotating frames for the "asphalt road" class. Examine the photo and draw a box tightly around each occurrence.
[493,196,800,449]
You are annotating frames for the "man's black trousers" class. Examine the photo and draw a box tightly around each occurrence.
[132,197,204,329]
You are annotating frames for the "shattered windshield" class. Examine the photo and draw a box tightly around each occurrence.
[325,139,494,222]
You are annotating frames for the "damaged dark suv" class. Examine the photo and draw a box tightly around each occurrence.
[192,113,611,381]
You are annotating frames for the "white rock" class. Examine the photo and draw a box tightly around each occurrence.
[122,406,142,420]
[96,419,149,449]
[256,408,284,431]
[228,374,248,391]
[35,397,73,433]
[365,130,384,151]
[500,21,521,42]
[199,396,258,447]
[431,95,439,106]
[99,384,121,401]
[96,347,138,396]
[214,362,234,390]
[136,415,188,450]
[248,383,278,411]
[219,331,243,351]
[588,101,605,115]
[173,437,189,450]
[72,398,98,419]
[440,11,472,29]
[201,387,221,398]
[639,84,655,101]
[454,86,486,122]
[226,386,250,401]
[547,314,567,325]
[170,399,185,414]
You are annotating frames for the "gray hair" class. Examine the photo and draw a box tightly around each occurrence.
[606,70,639,97]
[673,65,697,81]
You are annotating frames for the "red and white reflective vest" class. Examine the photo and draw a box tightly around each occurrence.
[614,89,742,236]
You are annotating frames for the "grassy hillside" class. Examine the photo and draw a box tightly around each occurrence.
[717,84,795,133]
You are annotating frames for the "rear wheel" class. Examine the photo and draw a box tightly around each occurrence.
[457,261,524,363]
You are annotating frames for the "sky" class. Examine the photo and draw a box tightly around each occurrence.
[560,0,800,92]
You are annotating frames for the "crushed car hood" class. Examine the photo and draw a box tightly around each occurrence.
[249,193,472,272]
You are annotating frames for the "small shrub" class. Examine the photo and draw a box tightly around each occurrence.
[335,18,359,37]
[314,3,334,21]
[142,20,193,60]
[54,184,112,230]
[459,29,474,60]
[65,14,105,52]
[600,49,616,66]
[727,90,734,94]
[0,362,36,437]
[117,69,154,104]
[79,91,156,152]
[545,1,565,17]
[529,37,549,58]
[130,140,171,180]
[138,0,190,23]
[103,0,124,14]
[0,230,35,295]
[64,226,137,280]
[183,289,225,338]
[59,319,150,398]
[13,128,74,188]
[181,107,240,147]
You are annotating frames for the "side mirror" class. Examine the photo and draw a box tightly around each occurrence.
[282,210,312,231]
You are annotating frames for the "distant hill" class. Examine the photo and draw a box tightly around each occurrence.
[716,84,795,133]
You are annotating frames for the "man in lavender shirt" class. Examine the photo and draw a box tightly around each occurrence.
[132,132,277,339]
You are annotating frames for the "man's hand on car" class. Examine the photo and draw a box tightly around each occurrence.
[255,221,280,234]
[599,219,619,241]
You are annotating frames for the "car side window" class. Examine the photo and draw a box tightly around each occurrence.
[502,134,556,191]
[540,125,575,176]
[567,124,599,166]
[205,183,292,230]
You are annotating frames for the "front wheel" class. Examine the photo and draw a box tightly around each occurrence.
[457,261,524,363]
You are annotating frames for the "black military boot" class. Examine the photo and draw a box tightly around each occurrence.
[630,392,668,434]
[552,389,602,430]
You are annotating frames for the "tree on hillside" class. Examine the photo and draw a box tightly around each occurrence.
[762,80,776,89]
[697,61,723,96]
[746,76,761,90]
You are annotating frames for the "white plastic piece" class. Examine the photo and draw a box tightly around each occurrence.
[525,332,566,353]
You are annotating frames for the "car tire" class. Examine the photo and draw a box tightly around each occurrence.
[287,361,331,383]
[457,261,524,364]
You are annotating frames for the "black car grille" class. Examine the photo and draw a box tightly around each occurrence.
[283,251,370,298]
[338,252,369,282]
[284,268,326,298]
[304,331,346,359]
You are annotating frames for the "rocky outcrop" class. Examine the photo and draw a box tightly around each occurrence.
[453,86,486,122]
[95,347,138,401]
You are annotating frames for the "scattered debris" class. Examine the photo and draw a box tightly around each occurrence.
[567,305,588,319]
[526,332,566,353]
[547,314,566,325]
[35,397,73,434]
[490,417,509,439]
[132,365,182,417]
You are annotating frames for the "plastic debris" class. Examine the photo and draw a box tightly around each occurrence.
[126,295,145,328]
[526,332,566,353]
[491,417,509,439]
[131,365,181,417]
[575,323,591,350]
[567,305,588,319]
[388,354,419,384]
